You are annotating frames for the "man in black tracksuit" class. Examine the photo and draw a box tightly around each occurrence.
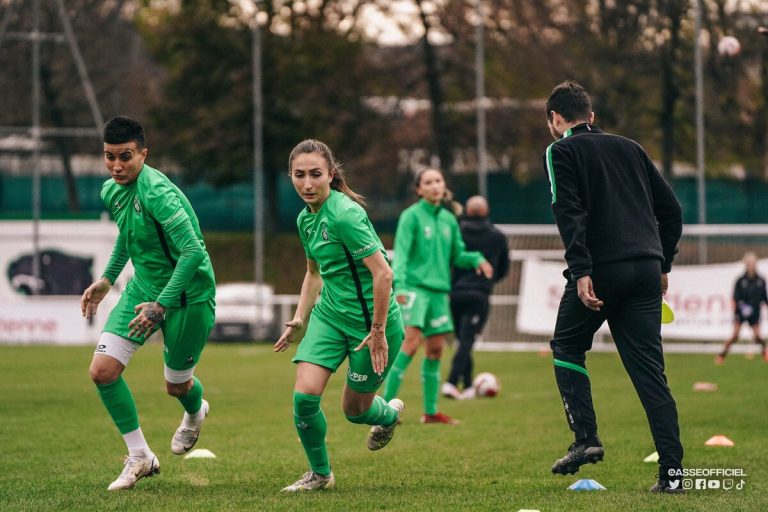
[442,196,510,399]
[716,251,768,364]
[542,81,684,493]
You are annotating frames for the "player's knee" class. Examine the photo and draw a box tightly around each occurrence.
[426,345,443,358]
[89,364,119,385]
[401,338,419,356]
[165,380,192,397]
[343,400,369,420]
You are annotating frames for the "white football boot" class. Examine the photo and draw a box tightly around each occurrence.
[107,453,160,491]
[171,399,209,455]
[281,471,335,492]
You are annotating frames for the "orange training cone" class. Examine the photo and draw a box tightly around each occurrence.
[705,435,735,447]
[693,382,718,392]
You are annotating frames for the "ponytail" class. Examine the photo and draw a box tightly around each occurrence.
[443,189,463,217]
[288,139,366,207]
[330,173,367,207]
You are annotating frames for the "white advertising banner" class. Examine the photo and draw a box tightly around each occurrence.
[517,258,768,340]
[0,220,132,344]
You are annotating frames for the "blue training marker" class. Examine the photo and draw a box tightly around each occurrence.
[568,479,607,491]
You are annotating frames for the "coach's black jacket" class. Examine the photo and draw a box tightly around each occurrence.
[543,123,682,280]
[452,217,510,296]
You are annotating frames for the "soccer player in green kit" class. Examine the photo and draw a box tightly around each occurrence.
[383,168,493,424]
[274,139,405,492]
[80,116,216,491]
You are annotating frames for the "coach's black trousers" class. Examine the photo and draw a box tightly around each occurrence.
[448,291,490,389]
[550,258,683,472]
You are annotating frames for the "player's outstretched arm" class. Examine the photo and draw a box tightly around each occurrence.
[274,259,322,352]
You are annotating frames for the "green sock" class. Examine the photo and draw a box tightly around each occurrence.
[96,376,140,435]
[383,351,413,401]
[293,391,330,476]
[177,376,203,414]
[346,395,399,427]
[422,358,440,415]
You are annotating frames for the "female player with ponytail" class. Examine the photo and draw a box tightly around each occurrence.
[274,139,405,492]
[383,168,493,424]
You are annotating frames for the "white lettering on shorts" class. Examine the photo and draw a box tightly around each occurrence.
[430,315,449,328]
[347,368,369,382]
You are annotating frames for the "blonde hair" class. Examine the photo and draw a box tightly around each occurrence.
[288,139,367,207]
[413,167,462,216]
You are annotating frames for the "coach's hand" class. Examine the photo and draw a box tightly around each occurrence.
[661,273,669,296]
[577,275,604,311]
[274,318,304,352]
[81,277,112,320]
[129,301,166,338]
[355,324,388,375]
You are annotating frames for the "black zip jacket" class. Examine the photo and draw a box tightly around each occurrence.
[543,123,682,279]
[451,217,510,296]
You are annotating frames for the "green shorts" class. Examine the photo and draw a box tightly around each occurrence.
[103,290,216,371]
[399,286,453,337]
[293,311,405,393]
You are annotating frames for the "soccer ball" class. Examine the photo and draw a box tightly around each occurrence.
[717,36,741,57]
[473,372,500,398]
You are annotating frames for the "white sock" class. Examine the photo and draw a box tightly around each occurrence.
[182,406,205,429]
[123,427,151,457]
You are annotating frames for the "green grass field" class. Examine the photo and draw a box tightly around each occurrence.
[0,343,765,511]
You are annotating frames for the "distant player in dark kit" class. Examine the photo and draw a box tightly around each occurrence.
[542,81,685,493]
[716,251,768,364]
[441,196,510,400]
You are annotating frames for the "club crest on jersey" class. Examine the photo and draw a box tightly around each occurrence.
[424,226,433,238]
[133,197,142,213]
[321,226,329,240]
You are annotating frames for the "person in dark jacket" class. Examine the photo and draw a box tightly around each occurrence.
[441,196,510,399]
[543,81,684,494]
[716,252,768,364]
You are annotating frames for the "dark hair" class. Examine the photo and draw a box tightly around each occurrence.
[103,116,145,148]
[545,81,592,123]
[413,167,462,216]
[288,139,366,207]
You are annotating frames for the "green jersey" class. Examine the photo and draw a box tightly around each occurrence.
[297,190,400,333]
[393,199,485,293]
[101,164,216,308]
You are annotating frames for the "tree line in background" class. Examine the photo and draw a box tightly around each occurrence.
[1,0,768,217]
